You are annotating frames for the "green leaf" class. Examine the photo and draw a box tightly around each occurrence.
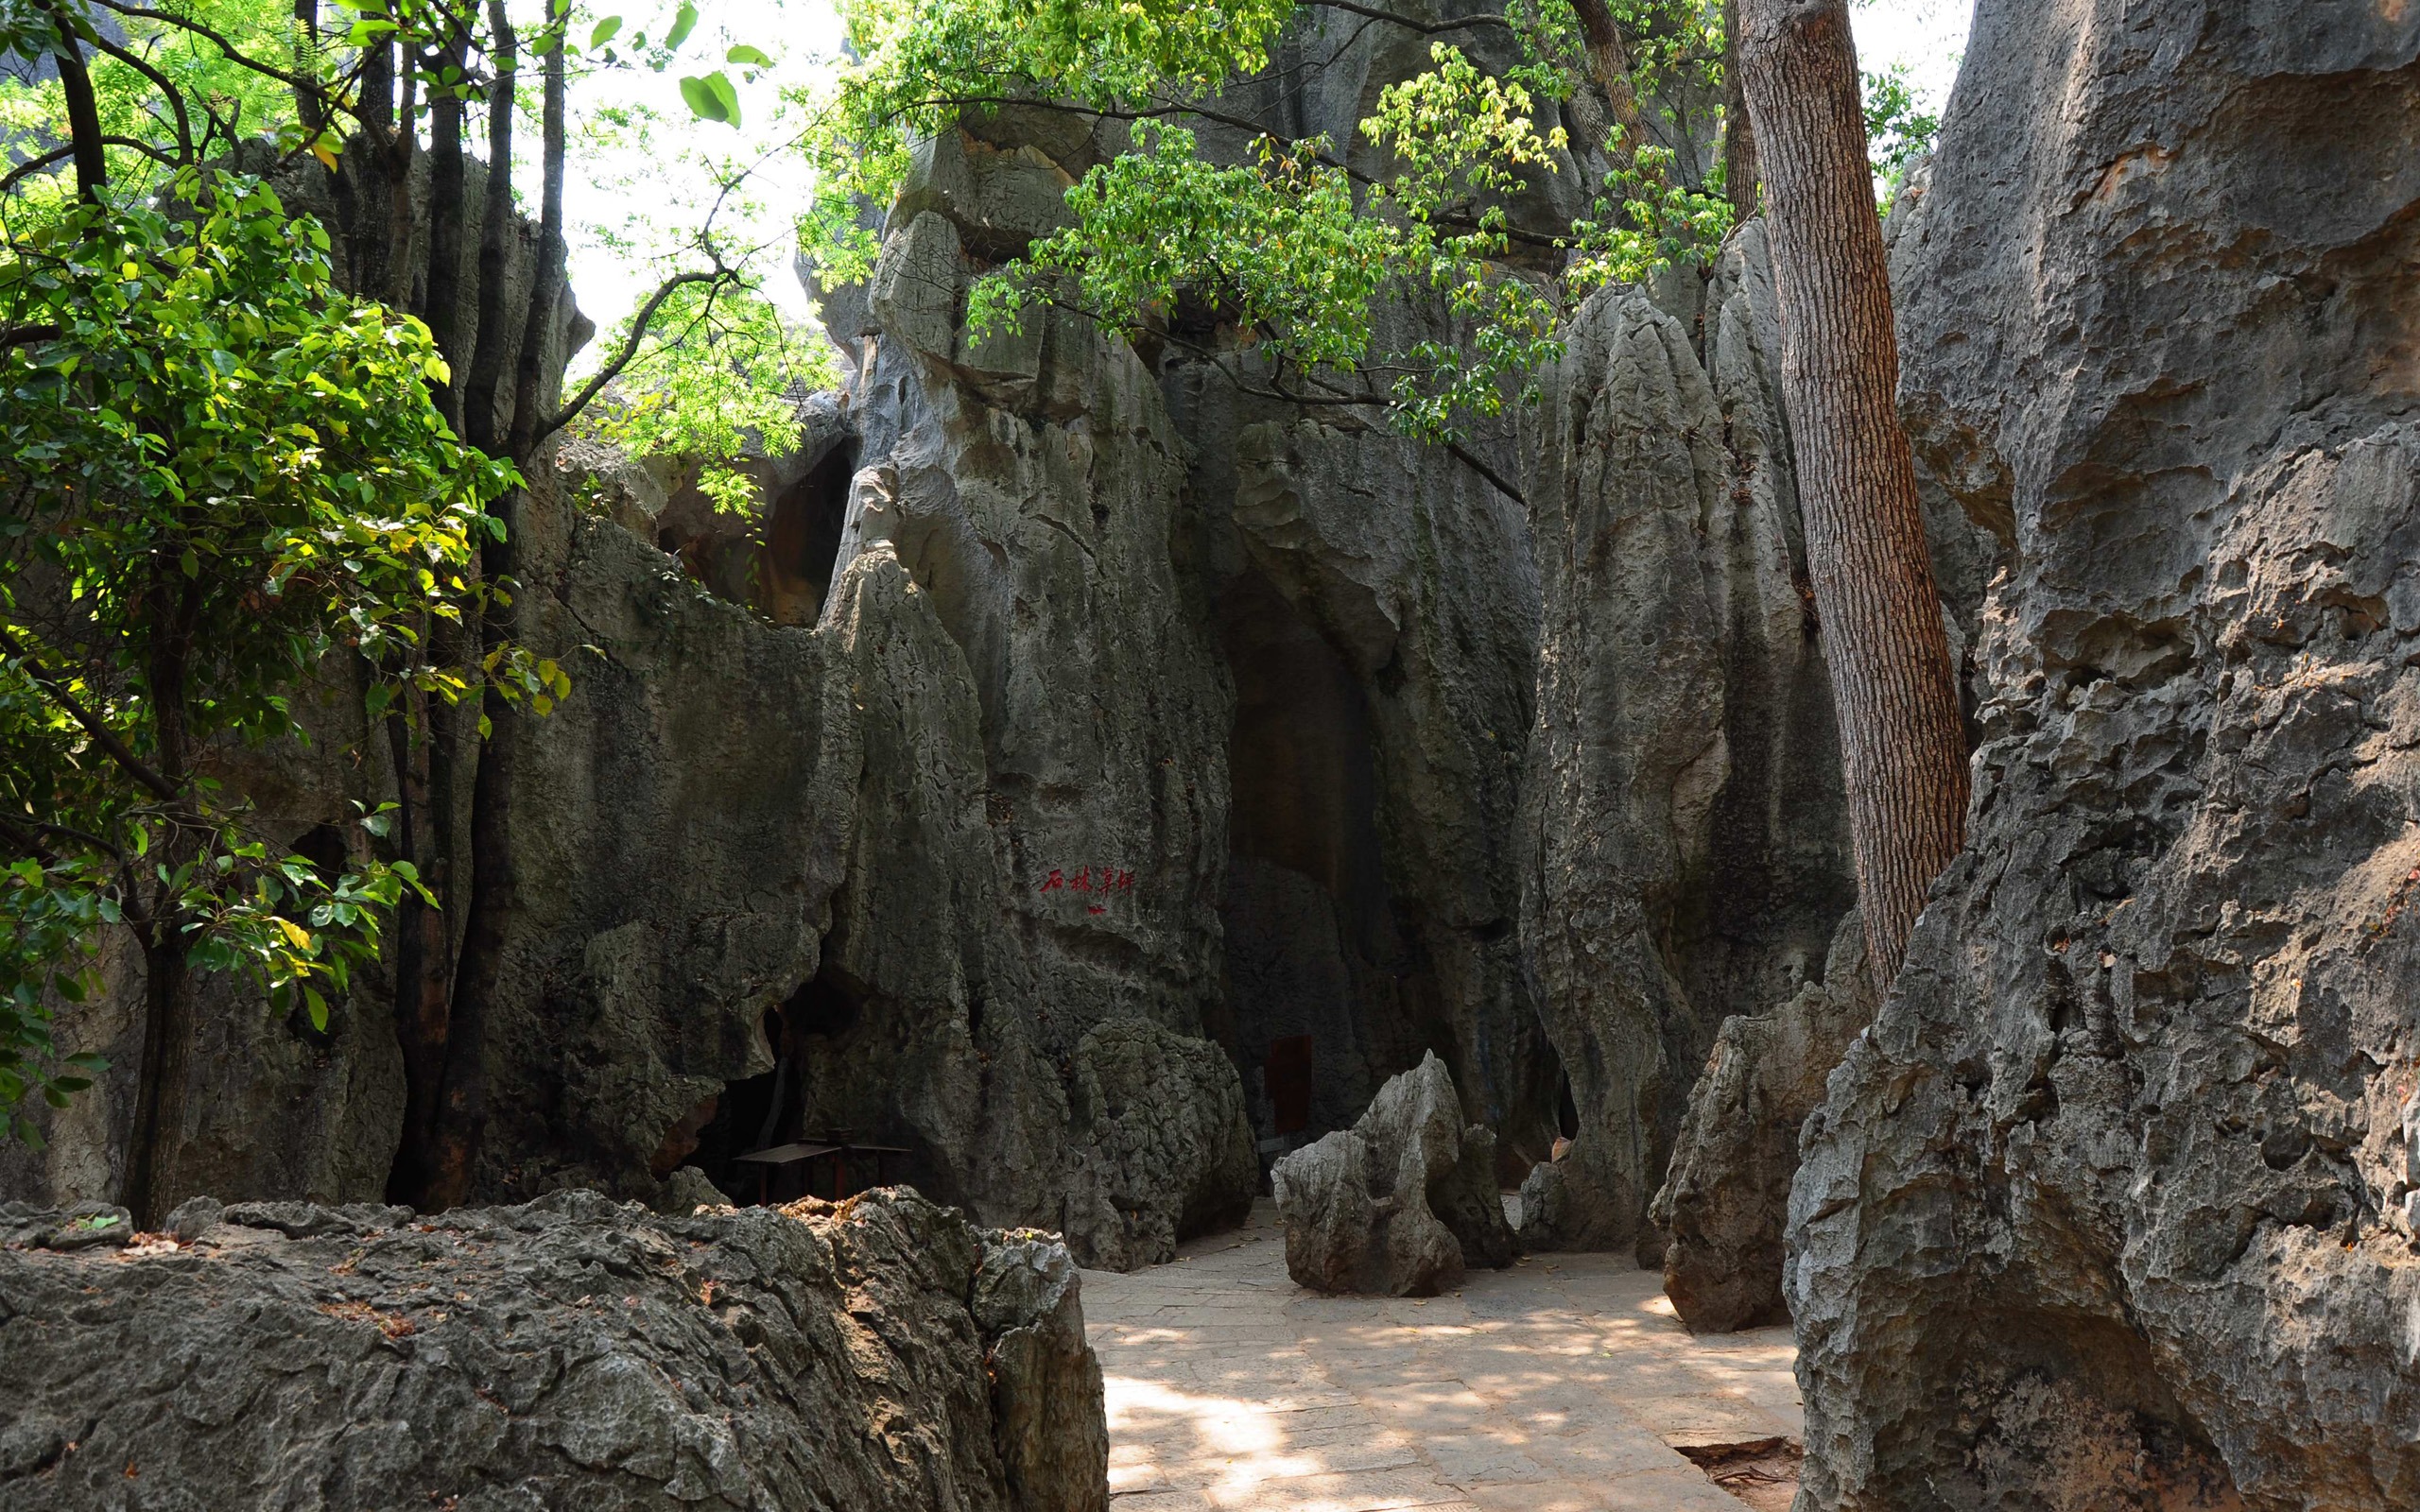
[589,14,621,47]
[705,70,740,127]
[665,1,697,50]
[725,43,770,66]
[304,987,330,1033]
[678,73,729,123]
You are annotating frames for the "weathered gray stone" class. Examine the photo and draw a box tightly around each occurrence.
[1272,1053,1513,1296]
[1210,407,1553,1172]
[1651,910,1871,1333]
[1516,267,1856,1259]
[0,1187,1107,1512]
[1791,8,2420,1509]
[1060,1019,1260,1271]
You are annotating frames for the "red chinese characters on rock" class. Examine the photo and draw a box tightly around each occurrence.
[1039,865,1137,915]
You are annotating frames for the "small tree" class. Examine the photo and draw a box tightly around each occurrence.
[0,171,543,1214]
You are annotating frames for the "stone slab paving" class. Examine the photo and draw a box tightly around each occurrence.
[1081,1200,1799,1512]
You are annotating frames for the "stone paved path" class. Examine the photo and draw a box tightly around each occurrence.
[1081,1201,1801,1512]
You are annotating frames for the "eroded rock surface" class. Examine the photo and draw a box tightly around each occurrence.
[1652,911,1871,1333]
[0,1189,1107,1512]
[1791,8,2420,1508]
[1516,244,1858,1259]
[1272,1053,1513,1296]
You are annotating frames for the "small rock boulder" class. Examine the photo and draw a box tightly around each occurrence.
[1271,1053,1515,1296]
[1651,913,1873,1332]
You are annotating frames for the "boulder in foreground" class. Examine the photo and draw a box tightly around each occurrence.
[0,1188,1107,1512]
[1272,1054,1514,1296]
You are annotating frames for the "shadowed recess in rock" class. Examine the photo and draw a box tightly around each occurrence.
[1213,567,1449,1154]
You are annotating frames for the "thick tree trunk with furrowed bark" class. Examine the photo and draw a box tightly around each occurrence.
[1733,0,1967,983]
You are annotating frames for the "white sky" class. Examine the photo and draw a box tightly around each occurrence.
[558,1,1973,359]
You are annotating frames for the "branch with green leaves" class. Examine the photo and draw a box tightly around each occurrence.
[0,175,549,1140]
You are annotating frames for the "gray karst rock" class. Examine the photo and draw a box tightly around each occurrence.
[1514,258,1857,1261]
[1789,6,2420,1509]
[1271,1053,1514,1296]
[1512,213,1996,1264]
[1060,1018,1262,1271]
[0,1188,1107,1512]
[1651,910,1872,1333]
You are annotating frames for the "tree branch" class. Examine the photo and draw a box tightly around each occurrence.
[1301,1,1511,35]
[44,5,109,201]
[538,268,728,441]
[0,630,182,802]
[82,0,372,131]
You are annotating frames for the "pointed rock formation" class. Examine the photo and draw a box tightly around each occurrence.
[1272,1053,1514,1297]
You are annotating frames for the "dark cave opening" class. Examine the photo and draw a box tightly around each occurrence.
[681,1003,796,1203]
[678,963,938,1206]
[754,440,857,626]
[1215,569,1441,1156]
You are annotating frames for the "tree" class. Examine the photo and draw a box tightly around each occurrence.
[0,173,530,1213]
[1732,0,1966,980]
[0,0,782,1215]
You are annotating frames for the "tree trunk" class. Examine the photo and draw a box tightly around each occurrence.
[506,27,566,459]
[1566,0,1647,153]
[122,572,199,1227]
[385,51,419,308]
[44,6,107,202]
[1732,0,1966,982]
[1721,0,1757,216]
[121,936,189,1228]
[291,0,322,136]
[460,0,516,455]
[421,30,470,431]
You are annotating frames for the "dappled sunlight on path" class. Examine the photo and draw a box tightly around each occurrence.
[1081,1201,1800,1512]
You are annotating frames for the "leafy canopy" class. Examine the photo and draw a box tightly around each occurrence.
[0,166,544,1140]
[792,0,1940,443]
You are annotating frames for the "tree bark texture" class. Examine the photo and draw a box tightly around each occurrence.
[421,29,470,431]
[461,0,516,455]
[1733,0,1966,982]
[1721,0,1758,216]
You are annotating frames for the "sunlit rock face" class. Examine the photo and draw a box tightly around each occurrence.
[1790,6,2420,1508]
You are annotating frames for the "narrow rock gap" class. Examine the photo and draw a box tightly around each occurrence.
[1210,568,1441,1160]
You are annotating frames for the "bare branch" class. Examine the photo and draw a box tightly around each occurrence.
[80,29,193,160]
[1300,1,1511,36]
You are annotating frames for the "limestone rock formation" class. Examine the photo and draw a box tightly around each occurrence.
[1515,248,1858,1259]
[1271,1053,1514,1296]
[1060,1019,1262,1271]
[1791,7,2420,1508]
[1651,910,1872,1333]
[0,1188,1107,1511]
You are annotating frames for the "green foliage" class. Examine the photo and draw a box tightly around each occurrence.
[965,41,1576,441]
[0,173,533,1138]
[0,0,334,222]
[795,0,1298,288]
[1564,144,1733,294]
[1863,63,1940,215]
[575,283,838,511]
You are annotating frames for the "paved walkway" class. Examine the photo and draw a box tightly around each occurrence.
[1081,1202,1801,1512]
